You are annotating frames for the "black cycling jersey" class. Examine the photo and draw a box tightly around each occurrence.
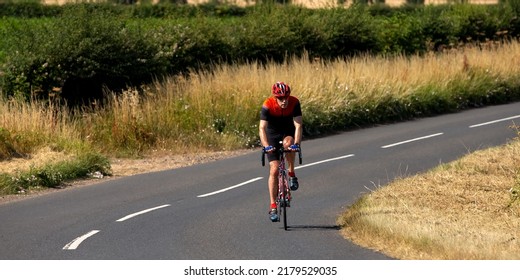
[260,95,302,155]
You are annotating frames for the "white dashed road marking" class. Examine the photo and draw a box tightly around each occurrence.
[63,230,100,250]
[295,154,355,169]
[197,177,263,198]
[116,204,171,222]
[381,133,444,149]
[469,115,520,128]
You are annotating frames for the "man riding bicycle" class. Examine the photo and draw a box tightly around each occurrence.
[259,82,303,222]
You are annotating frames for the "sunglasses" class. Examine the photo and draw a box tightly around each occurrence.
[276,96,288,101]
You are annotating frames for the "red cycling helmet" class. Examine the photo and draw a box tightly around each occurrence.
[272,82,291,98]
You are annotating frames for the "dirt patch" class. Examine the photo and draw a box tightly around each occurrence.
[0,148,254,204]
[109,149,253,176]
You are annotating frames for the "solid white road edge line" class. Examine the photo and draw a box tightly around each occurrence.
[469,115,520,128]
[381,132,444,149]
[63,230,100,250]
[116,204,171,222]
[197,177,263,198]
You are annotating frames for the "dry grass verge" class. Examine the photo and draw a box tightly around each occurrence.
[338,130,520,259]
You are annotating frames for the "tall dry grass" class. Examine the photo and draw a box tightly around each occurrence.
[299,41,520,102]
[0,96,84,156]
[1,40,520,159]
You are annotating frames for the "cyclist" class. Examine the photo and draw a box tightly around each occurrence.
[259,81,303,222]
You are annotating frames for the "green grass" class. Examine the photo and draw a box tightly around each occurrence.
[0,152,111,195]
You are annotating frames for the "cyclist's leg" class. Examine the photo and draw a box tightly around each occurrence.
[268,160,280,207]
[283,136,296,174]
[283,135,299,191]
[267,137,282,205]
[268,160,280,222]
[266,135,282,221]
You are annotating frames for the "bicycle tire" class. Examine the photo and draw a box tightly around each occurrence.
[281,174,288,230]
[282,195,288,230]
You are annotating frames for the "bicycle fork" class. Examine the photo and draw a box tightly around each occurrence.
[278,169,291,207]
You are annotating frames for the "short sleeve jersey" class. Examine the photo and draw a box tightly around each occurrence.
[260,96,302,137]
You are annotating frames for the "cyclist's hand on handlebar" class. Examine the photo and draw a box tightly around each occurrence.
[263,145,275,153]
[289,143,300,151]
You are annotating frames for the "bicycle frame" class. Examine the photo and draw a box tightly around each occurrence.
[262,146,302,230]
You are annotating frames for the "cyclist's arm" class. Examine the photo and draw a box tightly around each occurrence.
[293,116,302,145]
[259,119,270,147]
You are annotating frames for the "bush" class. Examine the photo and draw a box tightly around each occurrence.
[226,7,303,63]
[0,2,62,18]
[303,5,381,58]
[419,6,462,51]
[0,2,517,103]
[1,5,170,104]
[377,12,427,54]
[450,4,513,44]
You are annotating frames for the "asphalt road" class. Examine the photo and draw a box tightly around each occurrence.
[0,102,519,260]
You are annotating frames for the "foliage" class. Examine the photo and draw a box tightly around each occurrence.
[0,2,62,17]
[1,2,517,103]
[0,152,112,195]
[1,5,170,103]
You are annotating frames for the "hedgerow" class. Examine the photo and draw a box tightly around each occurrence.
[0,2,517,104]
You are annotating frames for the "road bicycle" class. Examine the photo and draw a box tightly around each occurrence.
[262,143,302,230]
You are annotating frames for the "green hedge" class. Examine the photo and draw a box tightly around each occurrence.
[0,2,62,17]
[0,2,518,104]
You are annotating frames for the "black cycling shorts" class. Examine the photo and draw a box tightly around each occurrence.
[265,132,294,162]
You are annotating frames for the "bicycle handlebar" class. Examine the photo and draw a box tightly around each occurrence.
[261,147,303,166]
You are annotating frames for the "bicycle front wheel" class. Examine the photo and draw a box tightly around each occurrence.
[281,177,288,231]
[282,200,287,230]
